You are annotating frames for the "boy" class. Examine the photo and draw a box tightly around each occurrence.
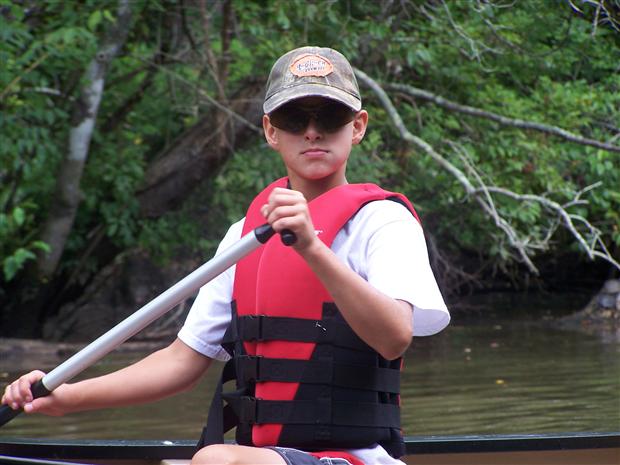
[2,46,449,465]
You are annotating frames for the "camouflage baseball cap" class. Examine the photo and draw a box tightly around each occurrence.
[263,46,361,114]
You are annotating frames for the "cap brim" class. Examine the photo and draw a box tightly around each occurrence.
[263,83,362,114]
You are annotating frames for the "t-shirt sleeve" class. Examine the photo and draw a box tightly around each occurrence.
[177,220,244,361]
[362,202,450,336]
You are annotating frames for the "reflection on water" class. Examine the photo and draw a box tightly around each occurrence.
[1,319,619,440]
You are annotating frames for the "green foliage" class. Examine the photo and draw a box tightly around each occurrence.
[0,0,618,311]
[0,203,50,281]
[0,2,97,281]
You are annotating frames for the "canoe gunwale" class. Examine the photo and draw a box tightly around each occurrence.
[406,431,620,454]
[0,432,618,460]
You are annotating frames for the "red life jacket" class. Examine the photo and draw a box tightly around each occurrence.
[200,178,419,460]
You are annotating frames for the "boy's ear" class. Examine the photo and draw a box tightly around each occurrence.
[263,115,279,149]
[351,110,369,145]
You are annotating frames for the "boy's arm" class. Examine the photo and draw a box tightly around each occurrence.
[263,188,412,360]
[301,241,412,360]
[2,338,211,416]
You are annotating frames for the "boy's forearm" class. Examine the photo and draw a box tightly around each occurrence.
[299,239,412,360]
[64,338,211,413]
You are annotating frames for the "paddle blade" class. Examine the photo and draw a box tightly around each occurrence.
[0,379,51,427]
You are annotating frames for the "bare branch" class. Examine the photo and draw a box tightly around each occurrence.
[440,0,503,70]
[386,82,620,153]
[355,68,620,274]
[198,0,226,98]
[198,0,234,150]
[592,0,602,36]
[478,184,620,271]
[355,68,539,273]
[568,0,620,33]
[133,54,261,134]
[0,52,49,101]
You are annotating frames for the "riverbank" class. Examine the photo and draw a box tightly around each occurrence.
[0,338,169,375]
[557,279,620,343]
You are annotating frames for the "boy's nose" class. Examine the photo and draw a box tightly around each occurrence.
[304,118,323,140]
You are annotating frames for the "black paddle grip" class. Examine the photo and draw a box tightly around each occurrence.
[254,224,297,246]
[280,229,297,246]
[0,379,51,427]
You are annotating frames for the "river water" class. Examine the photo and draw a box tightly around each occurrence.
[1,306,619,440]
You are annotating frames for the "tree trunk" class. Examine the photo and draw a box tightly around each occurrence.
[37,84,266,341]
[137,81,265,218]
[37,0,133,278]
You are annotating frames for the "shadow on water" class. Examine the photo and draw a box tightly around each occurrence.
[1,294,619,440]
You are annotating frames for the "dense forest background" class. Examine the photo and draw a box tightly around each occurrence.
[1,0,619,340]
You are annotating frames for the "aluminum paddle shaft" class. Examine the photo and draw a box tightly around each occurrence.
[0,224,289,427]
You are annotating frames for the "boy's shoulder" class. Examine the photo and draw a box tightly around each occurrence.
[342,198,422,242]
[356,197,418,223]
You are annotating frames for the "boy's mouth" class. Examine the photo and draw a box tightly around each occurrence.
[302,148,328,157]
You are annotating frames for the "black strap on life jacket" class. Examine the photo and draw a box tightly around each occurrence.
[235,355,400,392]
[234,314,376,351]
[199,303,405,458]
[225,395,400,427]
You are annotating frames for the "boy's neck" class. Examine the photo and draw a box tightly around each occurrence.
[289,175,348,201]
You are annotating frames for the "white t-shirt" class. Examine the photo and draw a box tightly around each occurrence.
[178,199,450,464]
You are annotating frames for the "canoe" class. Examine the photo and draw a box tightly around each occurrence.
[0,432,618,465]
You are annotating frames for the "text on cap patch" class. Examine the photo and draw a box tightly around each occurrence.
[290,54,333,77]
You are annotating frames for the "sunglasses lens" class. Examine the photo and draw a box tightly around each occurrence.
[269,102,356,134]
[318,104,356,132]
[269,106,310,134]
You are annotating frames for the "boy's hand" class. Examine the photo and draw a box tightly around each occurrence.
[2,370,70,416]
[261,187,318,252]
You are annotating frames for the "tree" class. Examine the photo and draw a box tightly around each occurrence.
[1,0,618,339]
[37,0,133,278]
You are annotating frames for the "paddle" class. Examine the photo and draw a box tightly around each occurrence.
[0,224,295,427]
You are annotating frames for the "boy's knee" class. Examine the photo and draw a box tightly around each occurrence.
[191,444,284,465]
[192,444,238,465]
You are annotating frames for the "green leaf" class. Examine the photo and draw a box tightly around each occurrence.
[87,11,103,32]
[3,256,19,281]
[276,8,290,29]
[2,248,36,281]
[103,9,115,23]
[31,240,51,253]
[12,207,25,226]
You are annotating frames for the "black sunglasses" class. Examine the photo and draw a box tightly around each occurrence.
[268,101,357,134]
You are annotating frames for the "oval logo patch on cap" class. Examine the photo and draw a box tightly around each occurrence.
[290,53,333,77]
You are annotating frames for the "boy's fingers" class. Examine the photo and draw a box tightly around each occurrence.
[1,387,10,407]
[269,188,306,206]
[3,370,46,407]
[19,377,35,401]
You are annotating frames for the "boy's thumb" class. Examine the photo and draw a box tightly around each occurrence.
[24,396,51,414]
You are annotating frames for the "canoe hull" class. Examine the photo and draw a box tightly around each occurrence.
[1,432,619,465]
